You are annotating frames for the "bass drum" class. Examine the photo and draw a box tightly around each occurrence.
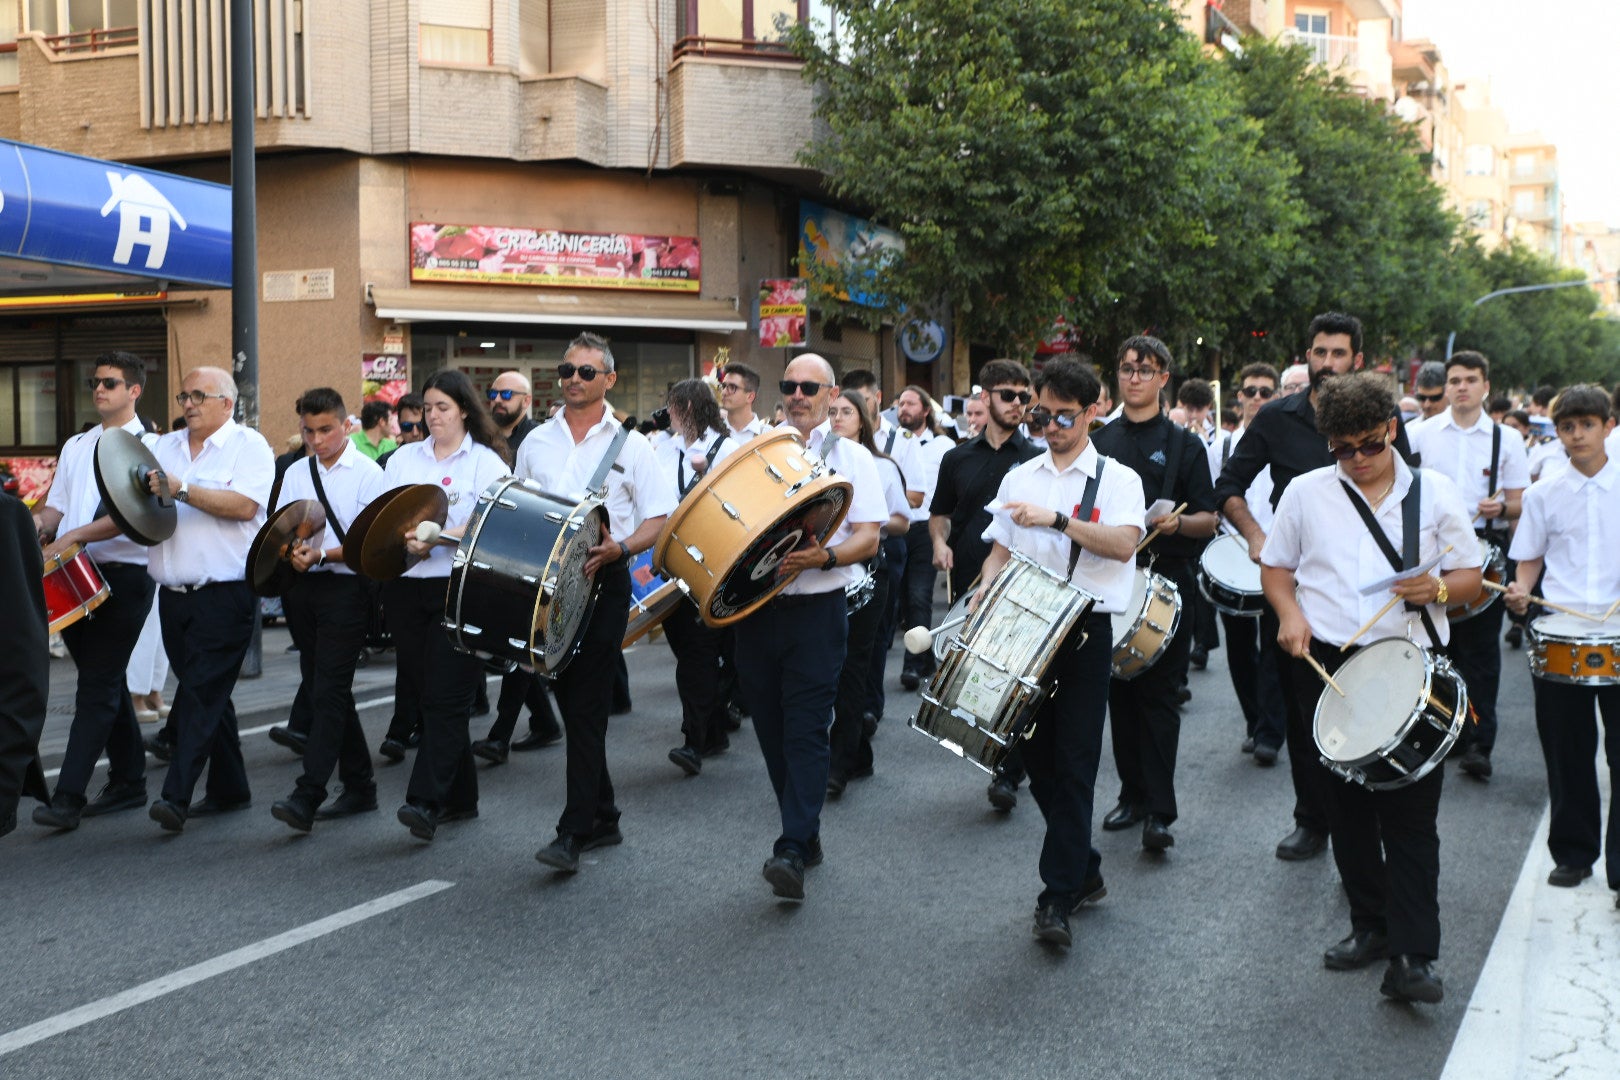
[1314,637,1466,790]
[444,477,606,677]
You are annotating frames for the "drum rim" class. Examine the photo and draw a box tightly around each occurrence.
[692,479,855,626]
[533,498,608,672]
[1199,534,1263,593]
[1312,637,1446,765]
[653,428,808,570]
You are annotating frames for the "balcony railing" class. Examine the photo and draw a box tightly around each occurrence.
[1281,29,1359,71]
[45,26,139,55]
[673,35,801,62]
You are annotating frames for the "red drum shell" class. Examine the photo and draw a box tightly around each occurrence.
[43,542,111,634]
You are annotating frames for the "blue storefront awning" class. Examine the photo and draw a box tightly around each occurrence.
[0,137,231,295]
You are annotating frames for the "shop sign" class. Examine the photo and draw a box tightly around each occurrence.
[410,222,700,293]
[798,201,903,309]
[4,457,57,507]
[758,279,808,348]
[362,353,409,406]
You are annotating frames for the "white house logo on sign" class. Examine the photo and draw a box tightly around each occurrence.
[100,172,187,270]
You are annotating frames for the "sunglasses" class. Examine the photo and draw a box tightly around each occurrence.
[990,388,1033,405]
[1327,436,1389,461]
[398,420,422,433]
[1414,391,1444,404]
[557,363,608,382]
[487,388,526,401]
[1238,385,1275,399]
[779,379,831,397]
[87,376,128,391]
[1028,407,1081,431]
[175,390,229,406]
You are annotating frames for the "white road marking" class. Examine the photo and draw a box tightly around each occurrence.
[0,879,455,1057]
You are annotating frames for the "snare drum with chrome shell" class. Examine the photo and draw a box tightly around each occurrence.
[1110,568,1182,680]
[1529,614,1620,685]
[43,542,111,634]
[1313,638,1467,791]
[1198,533,1264,617]
[1448,537,1504,622]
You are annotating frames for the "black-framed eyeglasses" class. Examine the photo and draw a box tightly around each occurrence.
[779,379,830,398]
[87,376,127,391]
[488,389,525,401]
[558,363,607,382]
[1028,407,1080,431]
[1239,385,1275,399]
[1327,437,1389,461]
[1414,391,1444,404]
[175,390,228,406]
[1117,364,1164,382]
[990,388,1033,405]
[719,381,748,394]
[398,420,422,433]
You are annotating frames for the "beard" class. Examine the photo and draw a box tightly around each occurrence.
[1309,365,1338,392]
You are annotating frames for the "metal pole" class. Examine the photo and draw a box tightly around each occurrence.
[1446,275,1620,359]
[232,0,262,677]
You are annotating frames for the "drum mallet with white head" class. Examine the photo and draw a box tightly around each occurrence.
[904,612,971,654]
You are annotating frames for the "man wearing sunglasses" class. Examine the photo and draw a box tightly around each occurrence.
[1215,312,1415,863]
[375,393,425,472]
[29,353,159,830]
[1408,361,1447,428]
[486,372,537,448]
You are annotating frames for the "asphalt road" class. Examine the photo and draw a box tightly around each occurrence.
[1,619,1549,1079]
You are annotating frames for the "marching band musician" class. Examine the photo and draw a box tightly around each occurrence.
[657,378,738,777]
[1091,337,1218,854]
[521,333,676,873]
[1174,377,1226,673]
[738,354,885,901]
[376,391,425,762]
[31,353,158,830]
[894,385,955,692]
[1261,372,1480,1005]
[1,490,49,839]
[978,358,1145,948]
[144,367,276,832]
[266,389,388,832]
[387,370,512,842]
[719,361,769,445]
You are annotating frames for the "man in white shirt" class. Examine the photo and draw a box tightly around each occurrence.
[719,361,769,445]
[524,333,678,873]
[31,352,158,830]
[1408,360,1448,429]
[979,358,1145,949]
[736,354,884,901]
[267,388,388,832]
[144,366,276,832]
[1407,351,1528,780]
[894,385,955,690]
[1175,376,1227,672]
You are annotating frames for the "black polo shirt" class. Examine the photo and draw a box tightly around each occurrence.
[1090,412,1215,563]
[507,415,540,455]
[929,428,1040,568]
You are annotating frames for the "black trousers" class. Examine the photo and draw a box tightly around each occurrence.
[864,534,908,721]
[1533,676,1620,889]
[1188,580,1220,652]
[662,600,728,753]
[832,569,889,782]
[1289,642,1444,959]
[1220,610,1287,751]
[283,573,373,804]
[1447,600,1506,754]
[386,577,480,814]
[159,582,255,809]
[549,559,631,838]
[1025,613,1114,909]
[1109,561,1195,823]
[57,562,152,799]
[1266,604,1330,834]
[485,667,560,743]
[899,521,936,676]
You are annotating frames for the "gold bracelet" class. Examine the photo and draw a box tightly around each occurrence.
[1434,576,1449,605]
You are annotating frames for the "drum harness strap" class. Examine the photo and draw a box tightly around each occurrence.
[1067,458,1105,580]
[1339,471,1440,646]
[1481,422,1506,542]
[677,431,730,497]
[307,456,348,547]
[883,427,898,456]
[587,424,632,499]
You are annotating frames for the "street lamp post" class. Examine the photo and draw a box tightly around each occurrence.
[1446,275,1620,359]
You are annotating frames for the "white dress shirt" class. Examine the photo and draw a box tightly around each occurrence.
[1527,437,1568,482]
[1262,457,1481,648]
[781,424,887,596]
[272,439,388,575]
[658,426,739,498]
[1195,420,1232,487]
[45,416,153,566]
[384,433,511,580]
[146,419,276,587]
[516,408,677,542]
[1407,407,1529,530]
[896,427,954,524]
[727,413,769,446]
[1509,455,1620,611]
[982,441,1145,614]
[875,453,909,528]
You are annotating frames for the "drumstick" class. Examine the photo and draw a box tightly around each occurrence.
[1302,652,1346,698]
[1134,502,1189,555]
[1340,544,1456,652]
[1479,580,1609,623]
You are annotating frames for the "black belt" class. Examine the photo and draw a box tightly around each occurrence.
[162,580,243,594]
[769,590,844,609]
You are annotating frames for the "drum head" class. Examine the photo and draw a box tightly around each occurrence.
[1532,612,1610,642]
[537,503,606,672]
[1314,639,1430,762]
[1202,534,1261,592]
[705,485,849,622]
[1111,569,1150,647]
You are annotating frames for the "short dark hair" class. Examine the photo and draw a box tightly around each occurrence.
[396,392,424,415]
[1551,384,1612,425]
[360,400,392,429]
[1035,358,1102,409]
[1445,350,1489,381]
[1239,361,1279,385]
[95,351,147,389]
[840,369,879,393]
[566,331,615,371]
[977,358,1031,390]
[1506,409,1531,428]
[1306,312,1364,356]
[1221,406,1241,428]
[1315,372,1396,440]
[722,362,760,395]
[1177,377,1214,409]
[1414,361,1446,390]
[1487,395,1512,414]
[296,387,346,418]
[1532,385,1556,408]
[1116,334,1174,375]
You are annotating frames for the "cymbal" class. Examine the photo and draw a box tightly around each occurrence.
[93,428,176,545]
[343,484,447,581]
[245,499,327,597]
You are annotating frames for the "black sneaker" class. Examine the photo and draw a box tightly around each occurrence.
[1033,904,1071,947]
[583,821,623,851]
[668,745,702,776]
[145,732,174,763]
[316,788,379,819]
[1380,955,1443,1004]
[83,781,148,817]
[763,852,806,899]
[1460,748,1492,780]
[377,737,407,763]
[535,833,584,872]
[987,777,1018,811]
[471,738,510,765]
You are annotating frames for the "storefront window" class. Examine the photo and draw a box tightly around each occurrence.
[18,364,58,446]
[0,370,14,445]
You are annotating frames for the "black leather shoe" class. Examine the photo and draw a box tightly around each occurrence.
[1174,685,1192,706]
[987,777,1018,811]
[83,781,148,817]
[763,852,806,899]
[1380,955,1444,1004]
[190,796,251,816]
[149,799,186,832]
[511,727,562,751]
[1460,748,1492,780]
[471,738,510,765]
[1547,864,1593,887]
[861,712,879,740]
[315,788,378,819]
[378,737,407,762]
[1076,873,1107,907]
[270,795,316,833]
[32,792,85,831]
[1276,826,1328,861]
[1189,645,1208,671]
[1032,904,1071,947]
[825,773,847,798]
[583,821,623,851]
[1253,743,1279,767]
[669,745,702,776]
[535,833,583,872]
[1323,930,1389,970]
[702,736,731,758]
[267,726,307,754]
[396,802,437,841]
[1240,736,1256,754]
[899,670,920,691]
[1142,816,1175,852]
[804,837,824,868]
[1102,802,1143,831]
[145,733,173,762]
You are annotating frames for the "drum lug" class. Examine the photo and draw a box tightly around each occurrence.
[460,623,484,637]
[685,545,705,564]
[471,560,492,571]
[507,637,528,652]
[765,465,783,481]
[540,578,557,603]
[520,575,539,586]
[545,512,566,524]
[720,501,741,520]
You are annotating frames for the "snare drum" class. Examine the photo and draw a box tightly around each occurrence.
[1313,638,1467,790]
[1528,614,1620,685]
[1448,537,1504,622]
[1110,568,1182,680]
[845,559,878,615]
[43,542,111,634]
[1198,533,1263,617]
[444,478,606,676]
[654,429,852,627]
[909,553,1097,773]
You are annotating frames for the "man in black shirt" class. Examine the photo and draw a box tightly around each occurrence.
[1213,312,1413,861]
[1091,337,1217,853]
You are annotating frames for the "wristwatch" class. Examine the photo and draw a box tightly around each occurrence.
[175,479,190,503]
[1050,512,1069,533]
[822,548,839,571]
[315,550,327,569]
[1434,576,1449,605]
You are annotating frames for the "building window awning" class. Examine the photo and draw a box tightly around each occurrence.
[368,285,747,332]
